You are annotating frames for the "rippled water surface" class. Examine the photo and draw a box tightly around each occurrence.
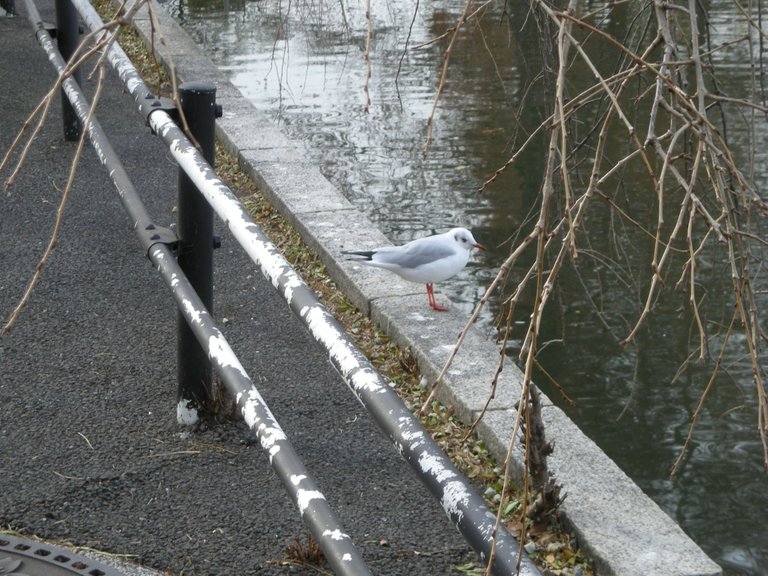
[163,0,768,573]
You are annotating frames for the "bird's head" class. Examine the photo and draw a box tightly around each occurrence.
[453,228,486,252]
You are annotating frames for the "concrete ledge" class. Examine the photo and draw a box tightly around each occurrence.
[128,4,722,575]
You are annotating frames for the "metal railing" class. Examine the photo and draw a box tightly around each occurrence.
[22,0,541,573]
[23,2,372,574]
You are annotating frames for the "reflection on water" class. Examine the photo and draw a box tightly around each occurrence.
[164,0,767,573]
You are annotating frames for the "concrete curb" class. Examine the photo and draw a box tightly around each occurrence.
[128,4,722,575]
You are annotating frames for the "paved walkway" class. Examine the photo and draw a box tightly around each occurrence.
[0,3,478,574]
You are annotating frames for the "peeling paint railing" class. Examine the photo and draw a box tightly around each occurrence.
[34,0,541,573]
[23,1,372,574]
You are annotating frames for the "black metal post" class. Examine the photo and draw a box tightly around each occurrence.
[54,0,81,140]
[176,82,217,423]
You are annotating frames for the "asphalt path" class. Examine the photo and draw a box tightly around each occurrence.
[0,4,478,574]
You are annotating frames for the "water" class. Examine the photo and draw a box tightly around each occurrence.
[163,0,768,573]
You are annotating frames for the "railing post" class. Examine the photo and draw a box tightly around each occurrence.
[176,81,218,425]
[54,0,82,140]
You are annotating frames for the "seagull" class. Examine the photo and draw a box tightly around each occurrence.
[343,227,485,311]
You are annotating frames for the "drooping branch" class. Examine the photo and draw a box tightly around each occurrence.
[433,0,768,480]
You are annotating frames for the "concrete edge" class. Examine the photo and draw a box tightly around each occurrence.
[126,4,722,576]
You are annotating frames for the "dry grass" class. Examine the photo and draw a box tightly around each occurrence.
[278,532,329,574]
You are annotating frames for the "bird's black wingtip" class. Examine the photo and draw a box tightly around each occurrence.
[341,250,375,260]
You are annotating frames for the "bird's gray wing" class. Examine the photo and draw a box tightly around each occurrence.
[373,239,455,269]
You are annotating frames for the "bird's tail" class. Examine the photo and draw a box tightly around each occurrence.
[341,250,375,261]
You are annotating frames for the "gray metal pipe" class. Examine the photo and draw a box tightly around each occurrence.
[21,3,373,573]
[61,1,541,573]
[71,1,542,574]
[143,84,539,576]
[148,246,374,576]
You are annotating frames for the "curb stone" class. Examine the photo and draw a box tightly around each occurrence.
[128,3,722,575]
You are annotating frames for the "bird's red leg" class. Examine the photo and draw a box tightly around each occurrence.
[426,283,448,312]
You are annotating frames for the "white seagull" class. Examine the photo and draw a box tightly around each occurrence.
[343,227,485,311]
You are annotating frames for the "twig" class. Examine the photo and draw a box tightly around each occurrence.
[670,314,735,476]
[394,0,419,103]
[363,0,372,112]
[422,0,492,158]
[4,62,108,333]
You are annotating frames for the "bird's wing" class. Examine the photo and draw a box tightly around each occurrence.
[372,238,455,269]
